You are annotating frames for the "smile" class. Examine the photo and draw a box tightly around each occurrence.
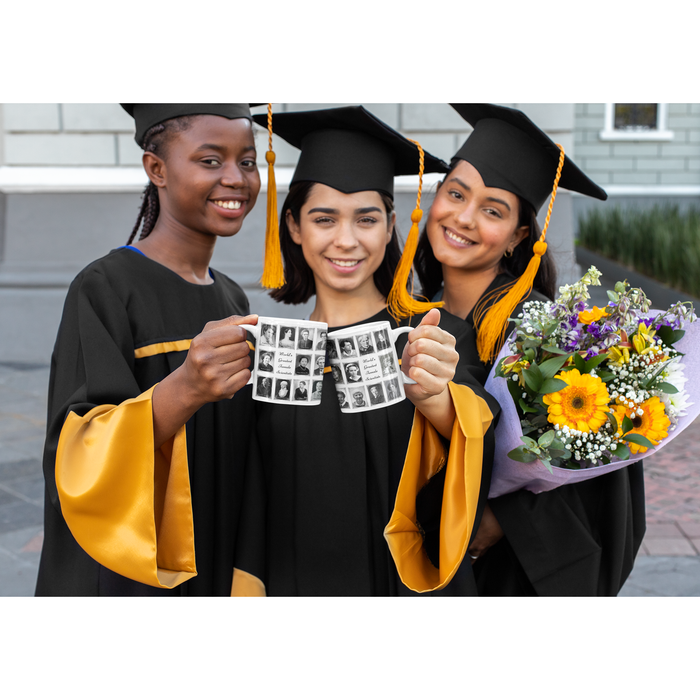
[328,258,361,268]
[443,227,475,246]
[212,200,242,210]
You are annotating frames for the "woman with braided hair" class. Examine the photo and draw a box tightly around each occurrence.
[35,104,265,596]
[415,104,645,596]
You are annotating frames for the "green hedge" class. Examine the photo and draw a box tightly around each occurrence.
[577,205,700,298]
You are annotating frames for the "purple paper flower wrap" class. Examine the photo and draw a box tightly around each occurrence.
[484,317,700,498]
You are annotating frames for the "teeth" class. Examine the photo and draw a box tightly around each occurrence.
[214,200,242,210]
[445,228,473,245]
[330,259,359,267]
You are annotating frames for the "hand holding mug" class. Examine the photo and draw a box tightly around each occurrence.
[401,309,458,403]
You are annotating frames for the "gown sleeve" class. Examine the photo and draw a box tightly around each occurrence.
[45,267,196,589]
[384,313,498,592]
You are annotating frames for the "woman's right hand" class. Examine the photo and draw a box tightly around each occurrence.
[467,502,504,563]
[151,314,257,448]
[179,314,258,404]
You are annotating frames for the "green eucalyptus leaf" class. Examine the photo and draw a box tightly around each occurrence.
[656,381,679,395]
[539,354,571,379]
[541,345,569,355]
[607,290,620,303]
[507,447,539,464]
[610,443,629,460]
[605,411,618,434]
[623,433,655,449]
[622,415,633,434]
[583,353,609,372]
[656,325,685,347]
[538,430,555,448]
[540,378,569,395]
[522,365,543,393]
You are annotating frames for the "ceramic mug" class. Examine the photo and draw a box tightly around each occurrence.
[242,317,328,405]
[327,320,416,413]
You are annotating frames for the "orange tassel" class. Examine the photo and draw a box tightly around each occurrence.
[260,104,285,289]
[476,144,566,364]
[387,139,444,320]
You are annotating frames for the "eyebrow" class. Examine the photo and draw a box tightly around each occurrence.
[306,206,384,215]
[447,177,512,212]
[194,143,256,154]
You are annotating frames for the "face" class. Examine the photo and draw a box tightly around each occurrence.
[286,184,395,298]
[146,115,260,240]
[426,160,528,277]
[299,358,309,369]
[262,354,272,364]
[337,392,345,403]
[315,357,325,369]
[301,330,309,340]
[348,365,360,380]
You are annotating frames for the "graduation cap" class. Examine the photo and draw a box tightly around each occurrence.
[450,103,607,212]
[253,105,449,318]
[121,103,264,148]
[449,103,608,363]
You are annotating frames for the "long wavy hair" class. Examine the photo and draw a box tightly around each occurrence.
[270,181,403,305]
[415,157,557,302]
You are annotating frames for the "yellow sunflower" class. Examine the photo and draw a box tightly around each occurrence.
[542,368,611,433]
[578,306,609,325]
[621,396,670,454]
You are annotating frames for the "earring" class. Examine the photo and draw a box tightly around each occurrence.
[504,248,513,258]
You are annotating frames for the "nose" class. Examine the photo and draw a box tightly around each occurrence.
[455,201,476,229]
[333,219,359,250]
[220,163,246,189]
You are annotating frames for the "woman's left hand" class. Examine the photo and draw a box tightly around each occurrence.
[401,309,458,438]
[401,308,458,400]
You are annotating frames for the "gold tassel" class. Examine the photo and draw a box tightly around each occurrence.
[260,103,285,289]
[476,144,566,364]
[387,139,444,320]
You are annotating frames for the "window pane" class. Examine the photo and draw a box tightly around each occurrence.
[614,104,658,130]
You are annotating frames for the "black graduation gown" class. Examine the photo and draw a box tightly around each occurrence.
[35,247,256,596]
[465,273,646,596]
[251,308,497,596]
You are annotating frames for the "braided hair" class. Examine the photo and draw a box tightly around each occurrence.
[127,116,194,244]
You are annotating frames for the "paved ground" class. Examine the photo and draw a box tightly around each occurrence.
[2,250,699,596]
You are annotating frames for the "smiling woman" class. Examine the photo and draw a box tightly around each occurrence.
[415,104,645,597]
[234,105,500,596]
[35,103,265,597]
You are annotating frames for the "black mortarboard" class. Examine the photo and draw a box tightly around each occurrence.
[450,103,607,212]
[121,103,264,148]
[253,105,448,199]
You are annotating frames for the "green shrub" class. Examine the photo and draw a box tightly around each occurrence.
[577,205,700,298]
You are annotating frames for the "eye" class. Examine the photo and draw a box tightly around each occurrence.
[358,216,379,225]
[202,157,221,166]
[241,157,257,168]
[313,216,335,224]
[484,207,503,219]
[448,189,464,201]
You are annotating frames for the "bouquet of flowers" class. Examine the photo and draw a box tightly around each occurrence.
[484,266,700,498]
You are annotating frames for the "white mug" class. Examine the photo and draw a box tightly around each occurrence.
[242,316,328,405]
[327,320,416,413]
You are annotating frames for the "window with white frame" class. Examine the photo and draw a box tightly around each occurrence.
[599,103,673,141]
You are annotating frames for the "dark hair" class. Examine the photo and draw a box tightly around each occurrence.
[415,157,557,302]
[127,116,194,244]
[270,181,403,305]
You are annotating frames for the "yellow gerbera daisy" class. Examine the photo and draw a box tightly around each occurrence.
[578,306,609,325]
[622,396,670,454]
[542,368,611,433]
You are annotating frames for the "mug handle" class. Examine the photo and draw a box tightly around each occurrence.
[390,326,417,385]
[240,323,259,386]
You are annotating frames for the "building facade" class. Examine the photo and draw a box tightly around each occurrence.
[1,103,698,363]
